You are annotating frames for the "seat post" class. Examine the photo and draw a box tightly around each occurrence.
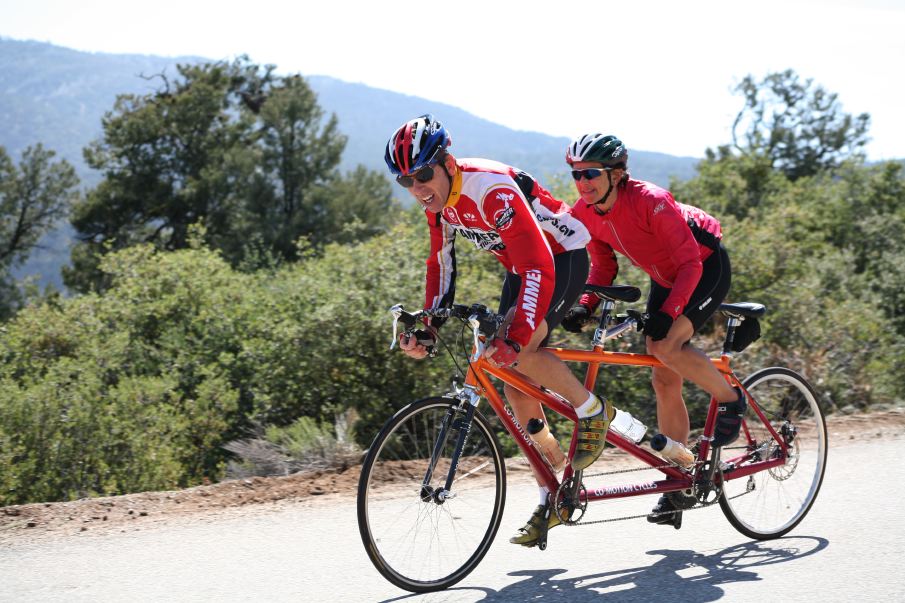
[722,316,742,355]
[591,300,616,348]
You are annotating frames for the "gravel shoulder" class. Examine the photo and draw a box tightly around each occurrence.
[2,408,903,545]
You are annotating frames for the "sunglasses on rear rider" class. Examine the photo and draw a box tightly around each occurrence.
[571,168,610,181]
[396,165,436,188]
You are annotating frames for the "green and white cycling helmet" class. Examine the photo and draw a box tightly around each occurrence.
[566,133,628,168]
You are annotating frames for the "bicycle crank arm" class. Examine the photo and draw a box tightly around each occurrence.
[536,506,551,551]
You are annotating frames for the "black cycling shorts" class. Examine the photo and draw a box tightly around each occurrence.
[646,245,731,333]
[499,249,589,345]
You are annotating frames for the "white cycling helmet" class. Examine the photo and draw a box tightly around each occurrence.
[566,133,627,167]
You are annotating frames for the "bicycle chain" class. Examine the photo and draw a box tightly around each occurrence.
[515,445,756,526]
[551,460,750,527]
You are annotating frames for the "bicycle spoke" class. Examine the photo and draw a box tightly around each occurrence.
[720,368,827,539]
[358,398,506,592]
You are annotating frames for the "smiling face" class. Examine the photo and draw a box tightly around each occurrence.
[405,154,455,213]
[571,161,609,204]
[571,161,623,213]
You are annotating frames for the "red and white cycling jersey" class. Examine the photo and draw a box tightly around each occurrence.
[425,158,590,346]
[570,178,722,318]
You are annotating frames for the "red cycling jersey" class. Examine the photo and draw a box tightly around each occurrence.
[425,158,590,346]
[570,177,721,318]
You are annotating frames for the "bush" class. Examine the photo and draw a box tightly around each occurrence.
[3,158,904,504]
[0,217,504,503]
[223,410,361,477]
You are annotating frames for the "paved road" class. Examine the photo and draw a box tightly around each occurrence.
[2,438,903,602]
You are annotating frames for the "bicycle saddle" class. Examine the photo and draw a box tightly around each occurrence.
[719,302,766,318]
[584,284,642,303]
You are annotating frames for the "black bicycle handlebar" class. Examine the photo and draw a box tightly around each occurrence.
[391,303,504,342]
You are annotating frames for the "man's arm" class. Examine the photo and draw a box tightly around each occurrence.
[424,211,457,330]
[482,185,555,347]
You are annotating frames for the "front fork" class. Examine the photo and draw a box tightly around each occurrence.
[420,384,481,504]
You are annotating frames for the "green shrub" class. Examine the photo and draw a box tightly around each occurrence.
[223,410,361,477]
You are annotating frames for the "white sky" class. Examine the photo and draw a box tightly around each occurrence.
[3,0,904,160]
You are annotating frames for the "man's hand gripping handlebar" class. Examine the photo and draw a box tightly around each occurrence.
[390,304,504,361]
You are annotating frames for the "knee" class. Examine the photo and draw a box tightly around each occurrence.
[647,339,681,364]
[651,368,681,392]
[512,347,547,372]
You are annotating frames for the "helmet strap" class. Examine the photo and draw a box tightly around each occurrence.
[441,154,456,203]
[592,170,616,212]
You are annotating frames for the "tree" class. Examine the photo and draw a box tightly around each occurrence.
[685,70,873,220]
[0,144,78,316]
[65,58,267,290]
[731,69,871,180]
[227,76,400,262]
[66,57,400,290]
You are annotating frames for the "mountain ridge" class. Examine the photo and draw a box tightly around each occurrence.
[0,38,699,288]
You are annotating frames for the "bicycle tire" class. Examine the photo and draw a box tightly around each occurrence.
[357,397,507,592]
[719,367,828,539]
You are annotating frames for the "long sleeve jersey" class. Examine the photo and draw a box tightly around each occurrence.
[570,178,722,318]
[425,158,590,346]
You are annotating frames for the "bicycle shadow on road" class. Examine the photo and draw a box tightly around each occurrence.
[382,536,828,602]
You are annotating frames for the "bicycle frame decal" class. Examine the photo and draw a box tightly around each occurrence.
[500,403,535,447]
[592,482,657,497]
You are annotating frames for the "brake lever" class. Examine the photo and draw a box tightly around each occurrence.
[390,304,420,350]
[389,304,403,350]
[468,314,484,359]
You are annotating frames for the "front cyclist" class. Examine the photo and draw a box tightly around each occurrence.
[386,114,610,546]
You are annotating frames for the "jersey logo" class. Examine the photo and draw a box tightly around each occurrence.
[457,227,505,252]
[536,214,576,237]
[463,212,477,221]
[653,201,666,215]
[496,191,515,203]
[494,206,515,230]
[521,270,542,330]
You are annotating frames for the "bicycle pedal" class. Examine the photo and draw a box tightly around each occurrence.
[667,489,698,510]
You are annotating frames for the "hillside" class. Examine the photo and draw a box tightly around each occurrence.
[0,37,699,289]
[307,75,699,185]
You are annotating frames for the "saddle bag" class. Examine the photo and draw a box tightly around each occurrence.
[731,317,761,353]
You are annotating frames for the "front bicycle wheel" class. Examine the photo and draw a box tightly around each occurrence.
[719,367,827,539]
[357,397,506,592]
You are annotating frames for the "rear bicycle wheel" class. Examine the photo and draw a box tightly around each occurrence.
[719,367,827,539]
[357,397,506,592]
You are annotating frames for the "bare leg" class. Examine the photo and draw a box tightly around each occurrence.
[504,319,594,484]
[510,320,590,406]
[651,364,689,444]
[647,315,738,444]
[505,319,608,545]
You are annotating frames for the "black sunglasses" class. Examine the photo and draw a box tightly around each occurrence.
[571,168,610,181]
[396,165,436,188]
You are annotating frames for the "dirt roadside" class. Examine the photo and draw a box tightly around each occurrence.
[2,408,903,544]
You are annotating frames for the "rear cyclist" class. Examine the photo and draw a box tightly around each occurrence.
[560,133,748,526]
[385,114,610,546]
